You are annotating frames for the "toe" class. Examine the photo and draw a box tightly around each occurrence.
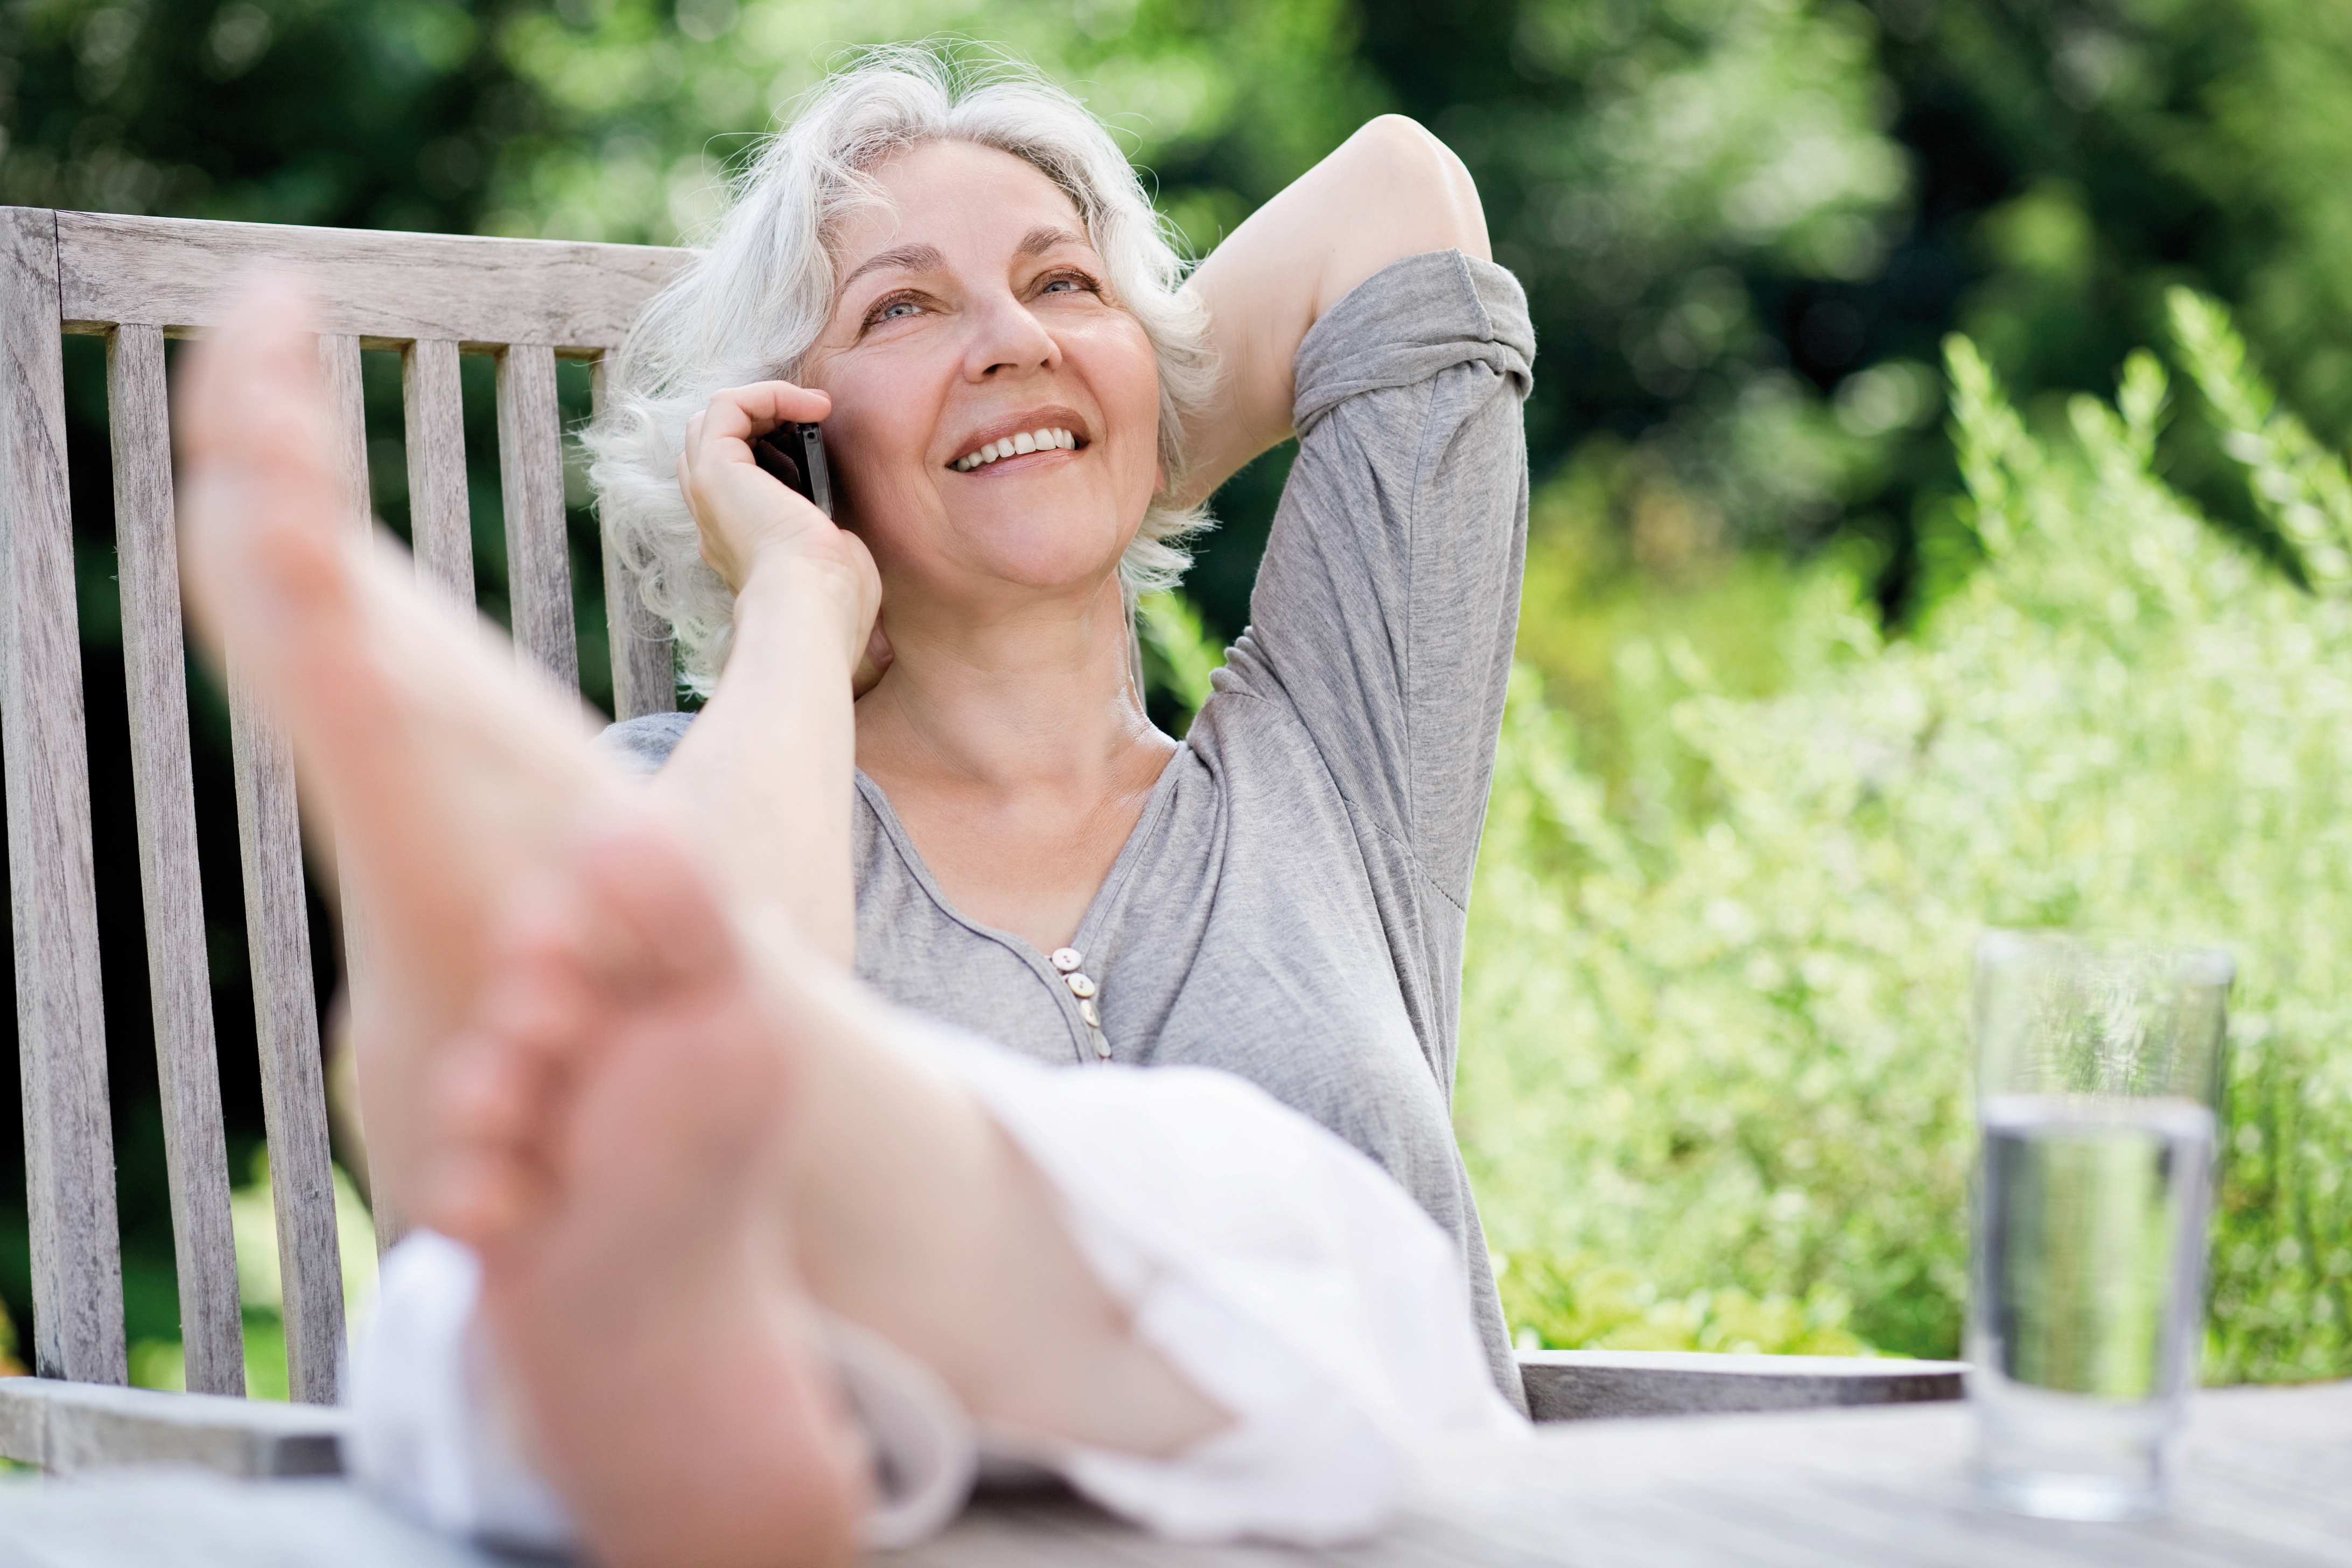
[569,808,741,992]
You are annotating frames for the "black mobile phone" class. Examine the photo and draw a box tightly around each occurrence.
[752,422,833,518]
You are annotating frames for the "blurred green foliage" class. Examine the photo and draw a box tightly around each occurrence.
[1458,297,2352,1375]
[15,0,2352,628]
[1501,1250,1871,1355]
[125,1149,377,1397]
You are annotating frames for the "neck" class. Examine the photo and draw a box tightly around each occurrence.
[854,576,1170,797]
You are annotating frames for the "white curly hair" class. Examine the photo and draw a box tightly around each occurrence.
[586,45,1217,696]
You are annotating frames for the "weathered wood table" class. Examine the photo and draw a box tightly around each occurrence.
[0,1381,2344,1566]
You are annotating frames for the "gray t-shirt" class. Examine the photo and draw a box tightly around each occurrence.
[603,250,1534,1407]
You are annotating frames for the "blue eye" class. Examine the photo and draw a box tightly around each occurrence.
[879,300,921,320]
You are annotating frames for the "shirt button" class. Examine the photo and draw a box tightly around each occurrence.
[1079,998,1101,1028]
[1051,948,1083,973]
[1065,972,1097,999]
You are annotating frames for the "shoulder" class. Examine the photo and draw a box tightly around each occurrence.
[592,710,695,778]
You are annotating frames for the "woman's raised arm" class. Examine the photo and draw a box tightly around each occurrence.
[1172,116,1489,508]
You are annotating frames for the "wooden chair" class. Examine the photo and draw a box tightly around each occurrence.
[0,204,1961,1479]
[0,205,691,1472]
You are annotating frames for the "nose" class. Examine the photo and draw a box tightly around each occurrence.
[960,288,1060,383]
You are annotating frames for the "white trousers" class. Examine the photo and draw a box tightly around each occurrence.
[348,1020,1526,1550]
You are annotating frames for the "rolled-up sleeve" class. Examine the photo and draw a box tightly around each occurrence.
[1216,249,1535,910]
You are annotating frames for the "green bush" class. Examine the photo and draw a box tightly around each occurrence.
[1458,295,2352,1380]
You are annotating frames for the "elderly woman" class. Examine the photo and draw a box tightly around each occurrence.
[596,51,1531,1405]
[172,44,1536,1568]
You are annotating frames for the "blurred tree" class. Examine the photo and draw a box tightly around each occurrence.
[2,0,521,231]
[16,0,2352,631]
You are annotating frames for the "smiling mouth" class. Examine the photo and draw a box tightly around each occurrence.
[952,426,1083,471]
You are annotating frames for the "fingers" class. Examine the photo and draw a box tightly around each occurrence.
[680,382,831,480]
[677,383,837,590]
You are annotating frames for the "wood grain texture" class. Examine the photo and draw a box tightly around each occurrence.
[495,343,577,691]
[0,1472,479,1568]
[4,1382,2351,1566]
[0,206,128,1386]
[317,328,388,1256]
[50,207,692,353]
[592,358,676,718]
[1520,1351,1965,1422]
[318,333,369,533]
[105,323,245,1398]
[0,1378,347,1478]
[401,338,472,608]
[227,682,346,1405]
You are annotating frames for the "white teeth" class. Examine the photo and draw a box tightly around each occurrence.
[953,427,1080,470]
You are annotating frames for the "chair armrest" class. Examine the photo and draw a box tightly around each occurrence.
[0,1376,348,1476]
[1518,1350,1966,1422]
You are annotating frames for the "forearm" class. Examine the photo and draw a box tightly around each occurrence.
[650,563,866,966]
[1173,115,1490,507]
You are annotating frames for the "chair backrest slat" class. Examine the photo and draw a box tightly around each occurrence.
[401,339,473,609]
[6,204,695,1416]
[319,334,370,533]
[57,210,677,352]
[0,207,128,1387]
[594,361,678,723]
[104,322,244,1398]
[494,345,576,689]
[226,685,344,1405]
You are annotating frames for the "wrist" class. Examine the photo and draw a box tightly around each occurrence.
[732,552,875,670]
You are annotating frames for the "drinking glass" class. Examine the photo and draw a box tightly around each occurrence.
[1968,930,2232,1522]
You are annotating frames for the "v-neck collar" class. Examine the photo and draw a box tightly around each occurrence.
[851,746,1189,970]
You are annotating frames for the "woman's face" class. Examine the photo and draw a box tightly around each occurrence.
[799,141,1164,618]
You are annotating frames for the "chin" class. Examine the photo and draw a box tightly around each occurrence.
[974,548,1132,597]
[956,517,1138,589]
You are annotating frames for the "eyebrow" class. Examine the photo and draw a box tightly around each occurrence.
[835,226,1096,305]
[1019,225,1088,257]
[838,242,944,293]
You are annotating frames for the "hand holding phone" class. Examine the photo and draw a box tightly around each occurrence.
[752,422,833,519]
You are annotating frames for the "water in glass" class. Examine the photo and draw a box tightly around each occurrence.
[1971,1092,2215,1519]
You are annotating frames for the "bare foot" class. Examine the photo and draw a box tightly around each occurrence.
[174,274,1226,1530]
[176,285,866,1562]
[174,275,620,1216]
[429,810,867,1568]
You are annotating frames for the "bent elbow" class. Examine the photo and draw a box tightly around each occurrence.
[1349,115,1492,263]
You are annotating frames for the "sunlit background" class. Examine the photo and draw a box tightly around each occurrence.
[3,0,2347,1390]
